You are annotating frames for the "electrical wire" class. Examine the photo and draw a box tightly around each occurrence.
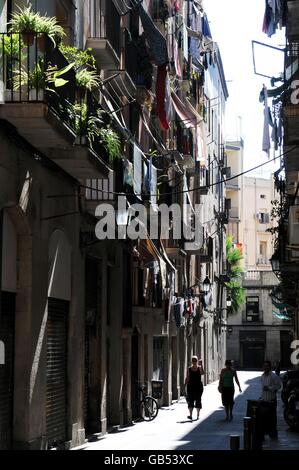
[80,145,298,198]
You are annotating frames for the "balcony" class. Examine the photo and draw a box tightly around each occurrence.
[0,33,111,181]
[198,237,213,263]
[226,179,240,191]
[86,0,120,70]
[283,104,299,145]
[186,165,209,195]
[104,70,136,101]
[242,310,264,324]
[286,0,299,38]
[84,173,115,214]
[256,257,271,266]
[151,0,169,34]
[229,207,239,220]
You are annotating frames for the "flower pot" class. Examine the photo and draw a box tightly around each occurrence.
[75,87,86,102]
[37,35,46,53]
[22,32,35,47]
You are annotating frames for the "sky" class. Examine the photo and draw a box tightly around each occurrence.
[204,0,286,177]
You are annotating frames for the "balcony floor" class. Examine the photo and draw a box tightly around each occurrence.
[0,102,110,179]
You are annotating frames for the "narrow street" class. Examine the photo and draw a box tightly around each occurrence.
[74,372,299,451]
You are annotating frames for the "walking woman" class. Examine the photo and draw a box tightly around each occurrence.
[185,356,205,421]
[218,359,242,421]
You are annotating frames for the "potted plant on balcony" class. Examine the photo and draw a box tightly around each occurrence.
[9,4,41,46]
[38,16,65,51]
[13,58,74,101]
[75,68,101,100]
[98,127,122,162]
[9,4,65,50]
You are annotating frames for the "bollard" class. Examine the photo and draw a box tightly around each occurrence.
[243,417,252,450]
[230,434,240,451]
[251,406,262,450]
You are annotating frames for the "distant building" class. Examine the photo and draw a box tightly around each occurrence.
[226,147,293,369]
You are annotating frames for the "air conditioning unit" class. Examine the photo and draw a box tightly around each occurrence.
[289,205,299,245]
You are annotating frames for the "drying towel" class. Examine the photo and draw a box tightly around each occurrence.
[156,64,171,130]
[138,3,169,66]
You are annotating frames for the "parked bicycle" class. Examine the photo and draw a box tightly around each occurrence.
[139,384,159,421]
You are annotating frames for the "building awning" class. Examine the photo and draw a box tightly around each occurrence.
[159,240,177,272]
[171,92,198,129]
[137,238,168,289]
[101,93,131,140]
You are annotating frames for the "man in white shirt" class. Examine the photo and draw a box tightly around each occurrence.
[261,360,282,439]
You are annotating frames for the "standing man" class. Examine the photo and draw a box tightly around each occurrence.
[261,360,282,439]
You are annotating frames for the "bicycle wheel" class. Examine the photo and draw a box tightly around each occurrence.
[140,396,158,421]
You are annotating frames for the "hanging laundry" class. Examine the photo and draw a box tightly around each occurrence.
[123,158,134,186]
[173,37,182,78]
[189,2,203,69]
[262,0,282,37]
[271,118,279,151]
[166,0,181,13]
[202,14,212,40]
[133,144,143,195]
[278,110,283,146]
[156,64,171,130]
[138,3,169,66]
[262,85,271,156]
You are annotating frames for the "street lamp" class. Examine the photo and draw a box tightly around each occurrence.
[270,251,280,274]
[226,296,232,308]
[203,276,211,293]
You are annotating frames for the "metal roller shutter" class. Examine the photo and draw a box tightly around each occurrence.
[46,298,68,448]
[0,292,15,450]
[84,258,98,432]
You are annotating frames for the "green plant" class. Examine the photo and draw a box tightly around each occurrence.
[98,127,122,161]
[226,236,245,314]
[9,4,65,47]
[38,16,65,47]
[14,58,74,90]
[9,4,41,34]
[59,45,96,70]
[65,102,103,141]
[75,68,101,92]
[2,34,24,60]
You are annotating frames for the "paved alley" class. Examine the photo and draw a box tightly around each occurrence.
[73,371,299,451]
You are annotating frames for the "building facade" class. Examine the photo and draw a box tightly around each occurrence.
[0,0,229,449]
[226,162,294,368]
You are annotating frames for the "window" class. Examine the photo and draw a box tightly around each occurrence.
[258,241,267,264]
[258,212,270,224]
[246,296,260,322]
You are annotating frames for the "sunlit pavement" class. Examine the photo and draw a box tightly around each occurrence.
[73,371,299,451]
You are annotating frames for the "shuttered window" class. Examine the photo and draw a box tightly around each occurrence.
[0,292,15,450]
[46,298,68,448]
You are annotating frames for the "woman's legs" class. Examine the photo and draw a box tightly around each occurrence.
[229,404,234,420]
[225,405,230,421]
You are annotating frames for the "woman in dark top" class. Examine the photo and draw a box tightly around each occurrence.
[184,356,205,421]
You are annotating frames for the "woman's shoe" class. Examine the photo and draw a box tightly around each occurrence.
[187,415,192,420]
[229,415,233,421]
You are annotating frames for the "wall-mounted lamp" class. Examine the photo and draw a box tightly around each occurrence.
[203,276,211,293]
